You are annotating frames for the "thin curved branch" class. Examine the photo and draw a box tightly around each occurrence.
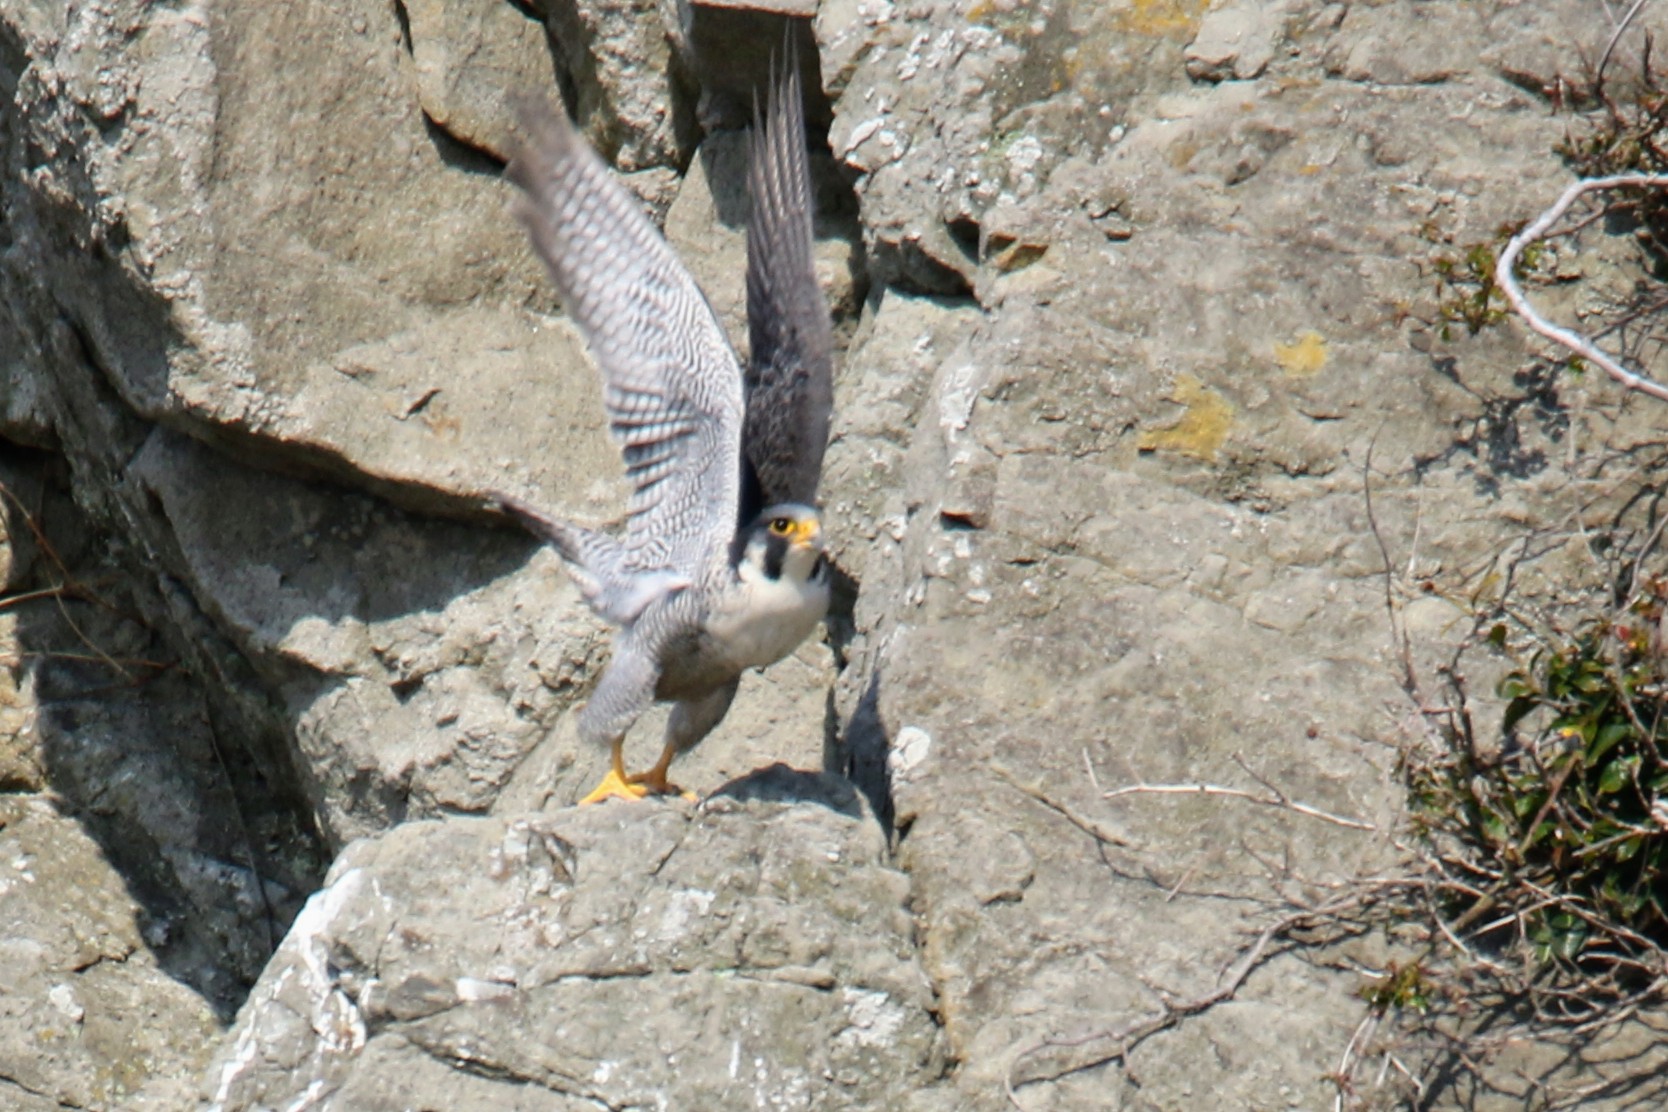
[1495,173,1668,404]
[1597,0,1652,86]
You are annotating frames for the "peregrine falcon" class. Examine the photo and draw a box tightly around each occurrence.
[498,58,834,804]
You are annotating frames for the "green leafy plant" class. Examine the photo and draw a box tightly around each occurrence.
[1430,231,1545,342]
[1359,960,1433,1016]
[1410,574,1668,982]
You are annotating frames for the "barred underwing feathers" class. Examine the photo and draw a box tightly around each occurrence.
[508,106,744,589]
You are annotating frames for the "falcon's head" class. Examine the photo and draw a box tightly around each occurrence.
[740,503,828,586]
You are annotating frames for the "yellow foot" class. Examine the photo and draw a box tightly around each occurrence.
[577,767,697,805]
[627,765,699,803]
[578,766,652,805]
[637,780,700,805]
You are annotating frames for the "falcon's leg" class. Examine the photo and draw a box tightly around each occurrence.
[574,637,660,805]
[633,677,741,799]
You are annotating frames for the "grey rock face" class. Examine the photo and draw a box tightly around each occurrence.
[404,0,558,162]
[2,0,1664,1108]
[0,452,318,1110]
[813,0,1659,1105]
[204,775,944,1110]
[544,0,696,174]
[0,794,222,1111]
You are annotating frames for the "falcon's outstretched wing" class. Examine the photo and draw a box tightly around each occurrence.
[509,107,744,586]
[741,57,834,519]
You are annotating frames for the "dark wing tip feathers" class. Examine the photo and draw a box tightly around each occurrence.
[489,490,581,563]
[489,489,556,535]
[504,101,569,208]
[503,103,578,283]
[742,49,835,513]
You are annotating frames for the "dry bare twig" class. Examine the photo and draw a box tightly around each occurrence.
[1003,891,1369,1111]
[0,477,159,684]
[1101,756,1376,832]
[994,764,1138,848]
[1597,0,1653,84]
[999,758,1399,1109]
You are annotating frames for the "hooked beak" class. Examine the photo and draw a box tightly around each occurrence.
[791,518,821,547]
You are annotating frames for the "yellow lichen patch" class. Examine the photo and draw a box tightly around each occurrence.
[1119,0,1211,37]
[1274,331,1328,378]
[1138,375,1233,462]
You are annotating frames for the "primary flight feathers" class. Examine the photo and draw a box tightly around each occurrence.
[508,104,744,588]
[743,58,835,517]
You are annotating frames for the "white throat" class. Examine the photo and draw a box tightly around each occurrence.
[711,545,831,671]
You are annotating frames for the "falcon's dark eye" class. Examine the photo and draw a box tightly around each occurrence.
[769,517,793,535]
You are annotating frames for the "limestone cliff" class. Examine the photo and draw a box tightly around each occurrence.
[2,0,1663,1108]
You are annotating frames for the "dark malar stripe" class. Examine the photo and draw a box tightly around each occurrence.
[762,532,789,580]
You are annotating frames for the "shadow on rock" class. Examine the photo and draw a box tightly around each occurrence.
[832,670,895,836]
[707,761,867,820]
[1,444,320,1035]
[123,426,563,846]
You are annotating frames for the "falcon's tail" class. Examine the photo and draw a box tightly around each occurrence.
[493,494,689,625]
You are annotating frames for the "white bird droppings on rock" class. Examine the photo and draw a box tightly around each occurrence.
[889,726,932,781]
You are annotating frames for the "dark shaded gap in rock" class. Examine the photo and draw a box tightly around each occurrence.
[869,239,977,301]
[6,180,335,1012]
[0,16,26,119]
[391,0,413,56]
[686,11,828,131]
[822,562,860,669]
[53,245,178,420]
[0,448,324,1019]
[821,559,886,832]
[538,5,640,164]
[665,24,703,173]
[946,214,981,264]
[537,20,582,130]
[421,114,508,177]
[502,0,542,25]
[812,151,870,344]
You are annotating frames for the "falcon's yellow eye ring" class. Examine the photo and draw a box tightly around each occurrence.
[770,517,793,535]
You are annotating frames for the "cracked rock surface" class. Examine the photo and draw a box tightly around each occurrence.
[0,451,314,1110]
[203,770,946,1111]
[0,795,222,1112]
